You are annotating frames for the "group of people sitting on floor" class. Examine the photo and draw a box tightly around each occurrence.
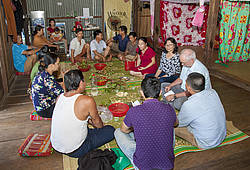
[116,49,226,170]
[12,20,227,170]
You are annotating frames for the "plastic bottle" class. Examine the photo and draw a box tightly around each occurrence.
[91,75,98,96]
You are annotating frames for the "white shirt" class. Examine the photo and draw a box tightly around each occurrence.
[90,39,107,59]
[69,37,86,57]
[180,59,211,90]
[51,94,88,153]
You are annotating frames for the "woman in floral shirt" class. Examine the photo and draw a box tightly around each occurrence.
[146,37,181,83]
[31,53,64,118]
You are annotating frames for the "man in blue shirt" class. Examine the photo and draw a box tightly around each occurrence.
[176,72,226,149]
[12,35,40,72]
[161,49,212,110]
[107,25,129,61]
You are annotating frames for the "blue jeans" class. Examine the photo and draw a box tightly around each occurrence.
[145,72,179,83]
[66,125,115,158]
[114,128,139,170]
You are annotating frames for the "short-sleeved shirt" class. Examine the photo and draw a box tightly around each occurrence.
[90,39,107,59]
[69,37,86,57]
[113,34,129,52]
[12,43,28,72]
[125,40,138,56]
[31,71,64,112]
[158,52,181,77]
[178,89,226,149]
[180,59,211,90]
[124,99,176,170]
[130,47,158,75]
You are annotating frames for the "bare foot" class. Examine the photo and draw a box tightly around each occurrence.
[107,54,112,62]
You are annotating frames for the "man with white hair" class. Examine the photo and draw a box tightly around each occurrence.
[161,49,211,110]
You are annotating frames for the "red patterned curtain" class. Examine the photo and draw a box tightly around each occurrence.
[160,1,209,46]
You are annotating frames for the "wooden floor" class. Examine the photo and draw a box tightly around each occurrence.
[0,74,250,170]
[211,60,250,92]
[212,60,250,83]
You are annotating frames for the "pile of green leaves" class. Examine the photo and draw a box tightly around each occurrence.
[104,79,127,93]
[77,60,89,68]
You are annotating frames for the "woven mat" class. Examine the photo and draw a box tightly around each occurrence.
[123,121,249,170]
[63,121,249,170]
[63,155,78,170]
[60,59,143,106]
[62,59,141,170]
[173,121,249,157]
[61,60,249,169]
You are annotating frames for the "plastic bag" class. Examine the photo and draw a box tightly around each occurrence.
[97,106,113,123]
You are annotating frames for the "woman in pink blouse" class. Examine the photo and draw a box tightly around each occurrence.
[130,37,158,77]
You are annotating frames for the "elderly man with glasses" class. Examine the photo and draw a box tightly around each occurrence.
[161,49,212,110]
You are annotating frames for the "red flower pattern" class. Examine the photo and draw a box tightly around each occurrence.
[188,5,196,11]
[173,7,182,18]
[171,25,180,36]
[186,18,193,29]
[184,35,192,43]
[160,1,208,46]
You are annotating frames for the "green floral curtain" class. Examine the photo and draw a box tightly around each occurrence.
[218,1,249,62]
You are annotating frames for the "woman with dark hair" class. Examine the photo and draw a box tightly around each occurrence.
[31,53,64,118]
[33,25,59,51]
[30,46,49,82]
[47,19,56,37]
[129,37,158,77]
[146,37,181,83]
[47,19,68,53]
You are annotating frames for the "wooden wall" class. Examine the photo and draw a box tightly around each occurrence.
[133,0,220,68]
[134,1,151,37]
[0,2,16,110]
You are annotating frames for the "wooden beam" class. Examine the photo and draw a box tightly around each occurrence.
[0,3,10,108]
[152,0,160,50]
[132,0,139,32]
[204,0,220,68]
[102,0,105,39]
[21,0,30,45]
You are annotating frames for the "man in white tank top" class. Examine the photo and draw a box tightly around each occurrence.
[51,69,115,158]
